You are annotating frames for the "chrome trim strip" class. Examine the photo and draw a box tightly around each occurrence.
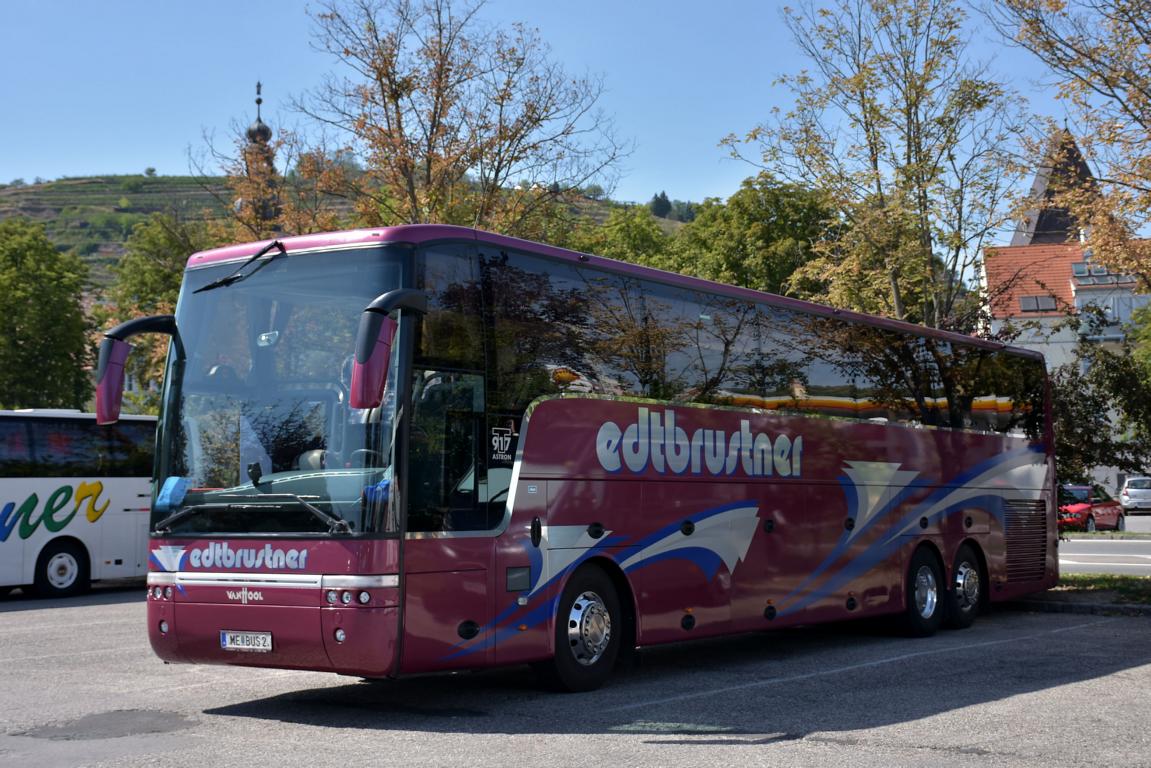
[175,572,323,589]
[320,574,399,589]
[146,572,177,585]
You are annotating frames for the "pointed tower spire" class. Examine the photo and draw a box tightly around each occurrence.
[1011,128,1095,246]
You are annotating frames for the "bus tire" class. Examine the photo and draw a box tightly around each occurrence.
[944,544,983,630]
[904,546,944,637]
[536,564,621,692]
[33,539,89,598]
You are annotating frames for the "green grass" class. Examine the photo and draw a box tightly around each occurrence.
[1051,573,1151,605]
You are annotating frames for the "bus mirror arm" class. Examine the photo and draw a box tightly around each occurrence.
[349,290,427,409]
[96,314,180,425]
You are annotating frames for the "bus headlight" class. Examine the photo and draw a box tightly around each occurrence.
[358,591,370,604]
[325,590,338,604]
[341,591,353,605]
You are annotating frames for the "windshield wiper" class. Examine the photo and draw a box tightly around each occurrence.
[193,240,287,294]
[154,493,352,535]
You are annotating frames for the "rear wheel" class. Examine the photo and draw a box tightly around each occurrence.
[536,565,621,692]
[904,547,944,637]
[1116,514,1126,532]
[33,540,89,598]
[944,544,983,630]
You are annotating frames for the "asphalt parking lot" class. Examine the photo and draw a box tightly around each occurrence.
[1,585,1149,768]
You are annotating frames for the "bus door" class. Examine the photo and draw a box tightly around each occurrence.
[400,370,497,672]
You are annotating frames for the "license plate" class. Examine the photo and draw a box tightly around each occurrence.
[220,630,273,653]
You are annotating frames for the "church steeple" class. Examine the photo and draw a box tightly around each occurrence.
[1011,129,1096,246]
[246,81,273,145]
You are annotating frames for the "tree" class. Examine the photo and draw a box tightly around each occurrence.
[99,213,212,412]
[988,1,1151,282]
[648,191,672,218]
[295,0,626,236]
[1048,313,1151,483]
[667,173,833,294]
[568,206,670,267]
[0,219,91,409]
[727,0,1028,330]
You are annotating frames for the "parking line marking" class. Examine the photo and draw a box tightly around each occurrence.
[606,618,1117,713]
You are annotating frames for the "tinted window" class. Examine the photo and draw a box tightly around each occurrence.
[0,418,34,477]
[416,245,484,370]
[31,419,105,476]
[106,421,156,476]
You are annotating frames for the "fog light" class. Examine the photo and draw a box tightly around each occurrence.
[325,590,338,604]
[159,620,169,634]
[334,628,346,642]
[358,591,370,604]
[341,591,353,605]
[164,586,173,599]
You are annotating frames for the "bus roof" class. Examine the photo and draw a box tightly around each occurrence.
[186,224,1044,363]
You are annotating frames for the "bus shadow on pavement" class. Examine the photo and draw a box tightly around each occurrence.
[0,581,143,613]
[203,609,1151,738]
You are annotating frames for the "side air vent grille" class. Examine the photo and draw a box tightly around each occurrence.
[1004,499,1048,582]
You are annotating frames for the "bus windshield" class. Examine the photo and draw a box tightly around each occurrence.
[155,245,406,536]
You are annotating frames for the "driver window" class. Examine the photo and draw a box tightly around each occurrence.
[407,371,500,533]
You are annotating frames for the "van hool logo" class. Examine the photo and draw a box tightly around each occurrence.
[226,586,264,604]
[596,407,803,478]
[188,542,310,570]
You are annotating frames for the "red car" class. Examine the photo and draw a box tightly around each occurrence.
[1058,484,1126,532]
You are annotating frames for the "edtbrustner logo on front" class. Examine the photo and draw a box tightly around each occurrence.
[188,542,309,570]
[596,407,803,478]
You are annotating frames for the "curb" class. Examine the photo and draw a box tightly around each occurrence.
[1003,599,1151,618]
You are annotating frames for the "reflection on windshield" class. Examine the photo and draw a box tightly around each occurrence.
[156,245,404,535]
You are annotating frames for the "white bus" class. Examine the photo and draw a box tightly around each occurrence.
[0,410,155,597]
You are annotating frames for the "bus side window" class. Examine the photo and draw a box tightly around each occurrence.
[0,418,34,477]
[30,419,106,477]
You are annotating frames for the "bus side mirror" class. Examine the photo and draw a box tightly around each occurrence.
[349,289,428,410]
[349,313,398,409]
[95,337,131,425]
[95,314,180,425]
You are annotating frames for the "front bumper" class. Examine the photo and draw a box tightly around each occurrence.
[147,572,400,677]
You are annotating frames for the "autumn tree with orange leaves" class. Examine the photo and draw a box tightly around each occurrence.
[294,0,626,239]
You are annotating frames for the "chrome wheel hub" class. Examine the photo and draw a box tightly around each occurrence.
[954,562,980,611]
[567,590,611,666]
[46,552,78,590]
[914,565,938,619]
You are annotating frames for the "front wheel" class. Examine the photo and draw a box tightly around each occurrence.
[33,540,89,598]
[1086,516,1097,532]
[944,544,983,630]
[536,565,622,692]
[904,547,944,637]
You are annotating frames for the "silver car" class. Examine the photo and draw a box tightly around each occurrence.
[1120,476,1151,513]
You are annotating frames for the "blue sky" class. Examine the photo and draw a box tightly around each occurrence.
[1,1,1058,205]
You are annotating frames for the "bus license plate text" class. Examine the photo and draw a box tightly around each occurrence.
[220,631,273,652]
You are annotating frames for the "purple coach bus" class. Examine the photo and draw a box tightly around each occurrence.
[97,225,1056,691]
